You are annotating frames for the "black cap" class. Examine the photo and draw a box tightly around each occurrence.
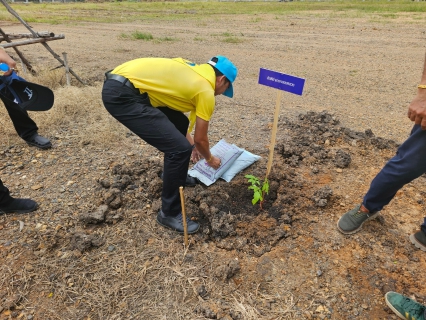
[0,71,54,111]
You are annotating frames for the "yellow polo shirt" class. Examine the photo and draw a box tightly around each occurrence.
[111,57,216,132]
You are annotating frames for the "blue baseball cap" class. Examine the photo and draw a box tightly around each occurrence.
[207,55,237,98]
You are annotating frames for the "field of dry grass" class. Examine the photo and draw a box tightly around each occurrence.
[1,4,426,319]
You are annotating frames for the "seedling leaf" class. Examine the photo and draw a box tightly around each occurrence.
[246,174,269,208]
[252,190,261,205]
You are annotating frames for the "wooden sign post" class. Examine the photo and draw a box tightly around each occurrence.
[179,186,189,247]
[258,68,305,180]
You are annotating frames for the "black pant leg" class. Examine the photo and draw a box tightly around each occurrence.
[0,179,13,206]
[1,95,38,140]
[157,107,190,136]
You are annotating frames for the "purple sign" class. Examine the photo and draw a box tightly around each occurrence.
[258,68,305,96]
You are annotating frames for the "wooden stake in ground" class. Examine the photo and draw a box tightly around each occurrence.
[62,52,71,86]
[179,186,189,246]
[265,90,282,180]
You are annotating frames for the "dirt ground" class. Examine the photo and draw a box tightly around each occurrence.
[1,10,426,320]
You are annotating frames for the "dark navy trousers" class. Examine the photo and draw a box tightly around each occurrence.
[101,79,192,216]
[363,124,426,233]
[1,97,38,208]
[1,95,38,140]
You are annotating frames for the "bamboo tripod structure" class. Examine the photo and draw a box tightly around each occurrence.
[0,0,85,84]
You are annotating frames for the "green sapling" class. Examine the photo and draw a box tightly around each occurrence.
[245,174,269,209]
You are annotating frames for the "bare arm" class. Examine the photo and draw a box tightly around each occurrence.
[193,116,221,169]
[408,52,426,130]
[186,132,202,163]
[0,48,16,76]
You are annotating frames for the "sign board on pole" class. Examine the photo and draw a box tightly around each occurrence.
[258,67,305,178]
[258,68,305,96]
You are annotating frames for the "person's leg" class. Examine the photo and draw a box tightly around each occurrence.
[157,107,190,136]
[0,178,38,214]
[157,107,199,187]
[101,80,192,216]
[0,178,13,206]
[338,125,426,234]
[1,97,51,149]
[102,80,199,233]
[1,96,38,139]
[363,125,426,212]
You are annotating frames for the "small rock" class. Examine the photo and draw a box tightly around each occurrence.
[79,205,108,224]
[197,285,208,298]
[334,149,351,168]
[315,305,325,313]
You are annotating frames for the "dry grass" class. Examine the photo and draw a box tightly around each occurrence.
[0,206,294,319]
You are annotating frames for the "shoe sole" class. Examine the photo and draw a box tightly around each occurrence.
[156,217,200,235]
[384,292,406,320]
[409,234,426,252]
[0,204,38,215]
[336,212,379,235]
[26,141,52,150]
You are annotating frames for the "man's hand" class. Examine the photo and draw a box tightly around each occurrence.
[0,48,17,76]
[407,90,426,130]
[207,155,221,170]
[191,148,202,163]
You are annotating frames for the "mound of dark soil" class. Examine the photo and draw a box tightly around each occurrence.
[93,111,398,257]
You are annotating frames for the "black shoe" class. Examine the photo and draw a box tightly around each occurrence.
[185,175,199,187]
[25,133,52,150]
[156,210,200,234]
[0,198,38,214]
[160,173,199,187]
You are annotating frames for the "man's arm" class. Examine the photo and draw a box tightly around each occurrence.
[408,52,426,130]
[186,132,202,163]
[193,116,221,169]
[0,48,16,76]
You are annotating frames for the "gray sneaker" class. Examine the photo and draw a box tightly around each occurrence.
[337,204,379,235]
[410,230,426,252]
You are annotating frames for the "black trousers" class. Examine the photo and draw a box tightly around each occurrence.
[0,179,13,206]
[101,79,192,216]
[1,95,38,140]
